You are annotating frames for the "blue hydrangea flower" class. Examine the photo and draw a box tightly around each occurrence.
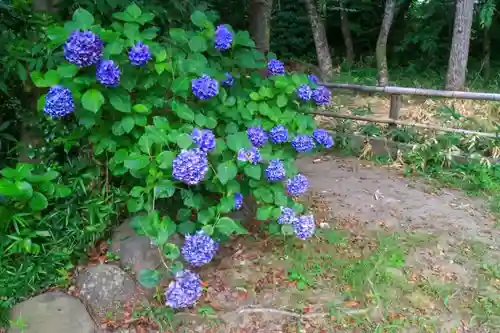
[293,215,316,240]
[278,207,297,225]
[172,149,208,185]
[287,174,309,196]
[64,30,104,67]
[312,86,331,105]
[165,269,202,309]
[296,84,312,101]
[313,129,334,148]
[128,41,151,66]
[191,128,216,153]
[247,126,268,147]
[291,135,315,153]
[265,159,286,182]
[192,75,219,100]
[222,72,234,87]
[234,192,243,210]
[269,125,288,144]
[267,59,285,76]
[214,24,233,51]
[181,230,218,267]
[308,74,319,85]
[44,85,75,118]
[96,60,121,87]
[237,147,262,164]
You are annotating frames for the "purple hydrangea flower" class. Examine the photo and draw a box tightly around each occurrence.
[287,174,309,196]
[267,59,285,76]
[265,159,286,182]
[172,149,208,185]
[96,60,120,87]
[192,75,219,100]
[293,215,316,240]
[214,24,233,51]
[296,84,312,101]
[191,128,216,153]
[64,30,104,67]
[128,41,151,66]
[44,85,75,118]
[269,125,288,144]
[308,74,319,85]
[313,129,334,148]
[237,147,262,164]
[222,72,234,87]
[247,126,268,147]
[234,192,243,210]
[278,207,297,225]
[312,86,331,105]
[291,135,315,153]
[181,231,218,267]
[165,269,202,309]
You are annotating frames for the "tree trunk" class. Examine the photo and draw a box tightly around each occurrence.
[304,0,334,80]
[376,0,397,87]
[249,0,273,54]
[445,0,475,90]
[482,25,491,81]
[339,2,355,64]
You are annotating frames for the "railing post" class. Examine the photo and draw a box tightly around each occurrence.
[388,94,401,127]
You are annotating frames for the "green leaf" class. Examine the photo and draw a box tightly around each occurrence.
[124,156,150,170]
[244,164,261,180]
[29,192,48,211]
[277,94,288,108]
[104,40,124,55]
[216,217,248,235]
[188,36,208,52]
[57,64,79,78]
[169,28,188,44]
[110,93,131,113]
[176,133,193,149]
[141,27,158,40]
[125,3,142,19]
[171,101,194,121]
[30,72,46,88]
[202,225,214,235]
[157,151,175,169]
[44,70,60,86]
[164,243,180,260]
[234,31,255,47]
[191,11,209,28]
[198,208,215,224]
[133,104,150,114]
[171,77,190,94]
[226,132,251,152]
[73,8,94,29]
[177,221,196,235]
[137,269,161,289]
[155,181,176,198]
[120,116,135,133]
[257,205,274,220]
[218,196,234,214]
[81,89,105,113]
[281,224,294,236]
[127,197,144,212]
[254,187,273,203]
[217,161,238,185]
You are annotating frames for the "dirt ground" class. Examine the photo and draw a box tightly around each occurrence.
[164,156,500,333]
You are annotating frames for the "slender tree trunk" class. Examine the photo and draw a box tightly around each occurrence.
[376,0,397,86]
[249,0,273,54]
[445,0,475,90]
[339,2,355,64]
[482,25,491,81]
[304,0,334,80]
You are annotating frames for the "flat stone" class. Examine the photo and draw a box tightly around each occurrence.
[76,264,148,322]
[10,291,97,333]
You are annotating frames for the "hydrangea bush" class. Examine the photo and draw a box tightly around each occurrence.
[33,4,333,309]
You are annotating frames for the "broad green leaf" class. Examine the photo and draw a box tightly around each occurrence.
[244,164,261,180]
[257,205,274,220]
[176,133,193,149]
[163,243,180,260]
[188,36,208,52]
[218,196,234,213]
[137,269,161,289]
[124,156,150,170]
[73,8,94,29]
[44,70,61,86]
[216,217,248,235]
[157,151,176,169]
[226,132,251,152]
[191,11,209,28]
[198,208,215,224]
[171,77,190,94]
[281,224,294,235]
[29,192,48,211]
[127,197,144,212]
[217,161,238,185]
[82,89,105,113]
[277,94,288,108]
[154,181,176,198]
[125,3,142,19]
[177,221,196,235]
[110,93,131,113]
[133,104,150,113]
[171,101,194,121]
[234,31,256,47]
[104,40,124,55]
[120,116,135,133]
[57,64,79,78]
[202,225,214,235]
[169,28,188,43]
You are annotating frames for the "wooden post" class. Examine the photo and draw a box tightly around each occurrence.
[388,94,401,127]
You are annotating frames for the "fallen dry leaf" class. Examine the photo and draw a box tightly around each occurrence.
[343,300,361,308]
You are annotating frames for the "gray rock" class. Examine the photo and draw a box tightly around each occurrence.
[76,264,148,322]
[10,292,97,333]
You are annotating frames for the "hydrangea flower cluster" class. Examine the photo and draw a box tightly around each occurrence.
[237,147,262,164]
[222,72,234,87]
[165,269,202,309]
[44,85,75,118]
[192,74,219,100]
[267,59,285,76]
[265,159,286,182]
[296,84,312,101]
[128,41,151,66]
[172,149,208,185]
[269,125,288,144]
[312,86,332,105]
[234,192,243,210]
[247,126,268,147]
[64,30,104,67]
[277,207,297,225]
[191,128,216,153]
[313,129,334,148]
[96,60,121,87]
[214,24,233,51]
[287,174,309,196]
[291,135,315,153]
[293,215,316,240]
[181,231,218,267]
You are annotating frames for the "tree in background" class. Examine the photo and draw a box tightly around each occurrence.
[376,0,397,86]
[339,0,355,63]
[249,0,273,53]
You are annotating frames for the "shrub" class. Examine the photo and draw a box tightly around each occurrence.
[32,4,333,309]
